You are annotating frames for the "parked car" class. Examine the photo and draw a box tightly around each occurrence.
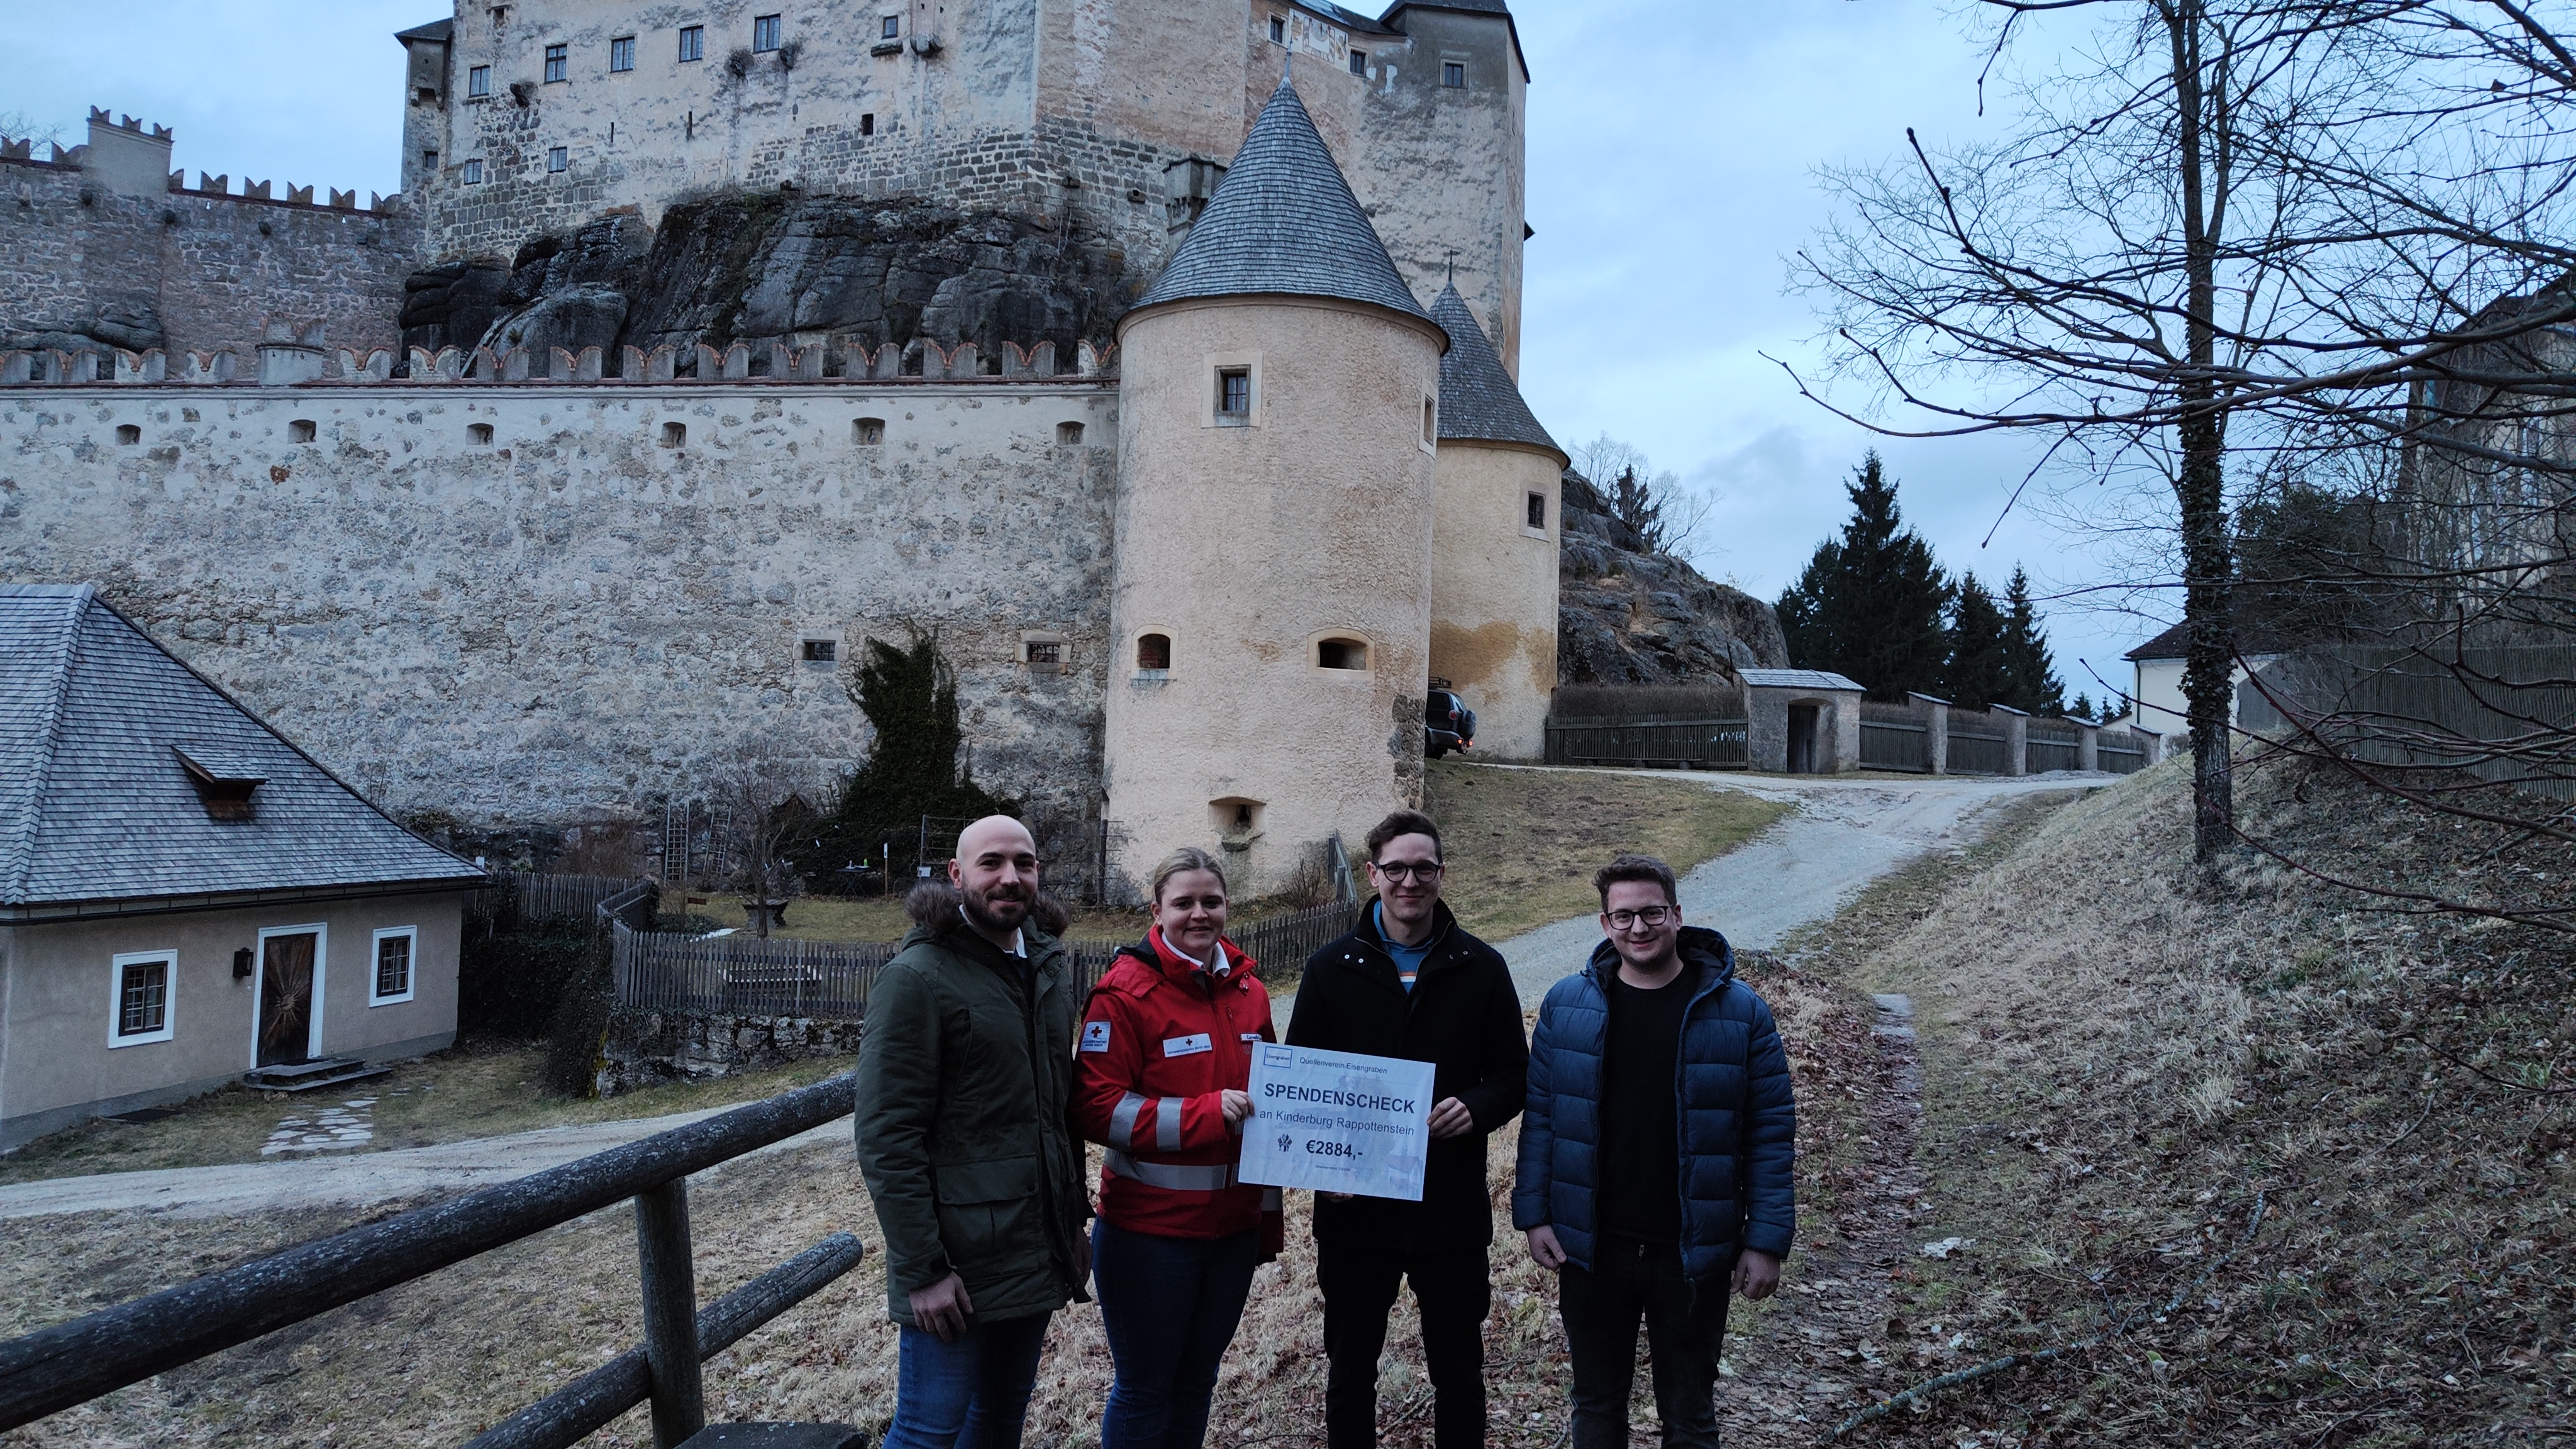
[1426,684,1477,758]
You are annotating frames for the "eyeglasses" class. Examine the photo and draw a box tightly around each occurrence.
[1605,906,1672,930]
[1372,860,1444,881]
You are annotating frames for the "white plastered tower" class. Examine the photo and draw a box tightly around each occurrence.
[1104,77,1449,900]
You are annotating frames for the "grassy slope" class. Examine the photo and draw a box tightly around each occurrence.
[1423,760,1790,940]
[1814,756,2575,1447]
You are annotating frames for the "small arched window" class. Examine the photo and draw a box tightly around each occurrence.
[1316,637,1368,670]
[1137,633,1172,671]
[660,421,686,448]
[1057,421,1084,445]
[853,417,885,445]
[468,423,494,445]
[115,425,141,446]
[288,419,318,444]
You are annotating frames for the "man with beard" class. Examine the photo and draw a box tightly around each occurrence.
[855,814,1092,1448]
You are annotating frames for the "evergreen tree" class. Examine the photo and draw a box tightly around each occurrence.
[793,632,1016,887]
[1943,572,2012,709]
[1997,565,2066,714]
[1774,453,1952,700]
[2069,691,2098,723]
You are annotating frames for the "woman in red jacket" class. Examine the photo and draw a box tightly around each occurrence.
[1074,847,1282,1449]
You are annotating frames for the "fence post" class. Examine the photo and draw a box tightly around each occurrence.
[1913,694,1951,775]
[633,1179,706,1448]
[2079,724,2099,772]
[1995,704,2030,776]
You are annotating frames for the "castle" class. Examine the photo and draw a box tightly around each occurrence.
[0,0,1568,901]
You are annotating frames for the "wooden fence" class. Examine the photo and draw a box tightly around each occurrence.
[613,900,1357,1020]
[2239,645,2576,802]
[1857,707,1932,772]
[2096,730,2150,774]
[1946,716,2011,775]
[1544,717,1751,770]
[474,872,653,926]
[2026,720,2083,774]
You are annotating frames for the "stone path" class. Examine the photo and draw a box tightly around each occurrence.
[260,1097,377,1155]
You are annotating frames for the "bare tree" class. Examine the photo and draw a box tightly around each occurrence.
[0,111,65,150]
[1792,0,2576,864]
[1569,433,1721,558]
[718,738,825,938]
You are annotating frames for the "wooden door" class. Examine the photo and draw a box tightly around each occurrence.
[1788,704,1819,774]
[258,932,318,1066]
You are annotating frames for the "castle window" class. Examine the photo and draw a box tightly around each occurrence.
[801,638,838,663]
[469,423,494,445]
[425,148,440,170]
[289,419,317,444]
[1056,421,1084,445]
[468,65,492,97]
[489,6,507,32]
[679,25,705,62]
[110,953,174,1046]
[1442,61,1467,87]
[1269,15,1286,44]
[1423,396,1436,445]
[881,14,901,39]
[611,35,636,71]
[860,113,876,135]
[753,14,782,52]
[661,421,686,448]
[1316,637,1369,671]
[464,158,485,184]
[1136,633,1172,672]
[1350,49,1368,76]
[1023,637,1065,669]
[116,425,140,446]
[1527,491,1547,530]
[548,146,569,173]
[853,417,885,445]
[1218,367,1250,419]
[545,43,568,82]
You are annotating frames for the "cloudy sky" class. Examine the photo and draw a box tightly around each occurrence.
[0,0,2160,706]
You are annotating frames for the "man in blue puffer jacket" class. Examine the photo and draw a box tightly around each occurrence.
[1513,853,1795,1449]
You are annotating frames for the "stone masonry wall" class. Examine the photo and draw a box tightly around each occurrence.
[0,156,416,362]
[0,379,1119,836]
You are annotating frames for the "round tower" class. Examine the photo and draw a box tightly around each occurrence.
[1104,77,1449,899]
[1426,283,1567,762]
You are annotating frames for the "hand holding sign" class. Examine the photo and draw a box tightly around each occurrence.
[1236,1043,1436,1201]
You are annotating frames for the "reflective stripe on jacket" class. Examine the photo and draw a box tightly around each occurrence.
[1073,930,1278,1238]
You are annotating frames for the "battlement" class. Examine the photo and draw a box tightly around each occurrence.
[0,326,1117,389]
[0,109,399,214]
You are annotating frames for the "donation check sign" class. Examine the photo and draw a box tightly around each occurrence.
[1237,1043,1437,1201]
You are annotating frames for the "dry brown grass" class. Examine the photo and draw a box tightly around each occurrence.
[1811,756,2576,1447]
[1423,760,1789,940]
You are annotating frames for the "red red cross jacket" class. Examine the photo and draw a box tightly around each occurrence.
[1073,928,1283,1246]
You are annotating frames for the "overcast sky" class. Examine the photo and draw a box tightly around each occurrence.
[0,0,2158,706]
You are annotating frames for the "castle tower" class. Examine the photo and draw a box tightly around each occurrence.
[1104,76,1449,899]
[1427,282,1564,760]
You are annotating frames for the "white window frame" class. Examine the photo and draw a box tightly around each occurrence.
[108,950,177,1048]
[469,64,492,97]
[1206,351,1263,428]
[251,923,330,1067]
[370,926,419,1006]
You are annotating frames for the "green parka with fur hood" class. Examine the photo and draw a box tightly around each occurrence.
[853,882,1091,1325]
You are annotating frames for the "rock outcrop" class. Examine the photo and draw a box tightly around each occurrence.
[1558,470,1788,684]
[399,194,1140,367]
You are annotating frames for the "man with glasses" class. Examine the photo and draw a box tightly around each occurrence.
[1513,853,1794,1449]
[1285,809,1529,1449]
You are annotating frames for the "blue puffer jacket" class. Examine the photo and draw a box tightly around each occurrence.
[1511,926,1796,1286]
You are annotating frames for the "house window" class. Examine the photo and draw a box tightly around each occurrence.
[753,14,782,51]
[611,35,636,71]
[110,953,174,1046]
[679,25,705,61]
[289,419,317,443]
[424,148,440,170]
[545,43,568,82]
[116,424,140,445]
[1316,637,1369,670]
[1269,15,1286,43]
[661,421,686,447]
[1527,491,1546,530]
[469,65,492,97]
[1442,61,1466,87]
[853,417,885,445]
[469,423,494,445]
[1136,633,1172,672]
[801,638,838,663]
[1218,367,1251,419]
[371,928,417,1004]
[881,14,901,38]
[860,113,875,135]
[464,158,485,184]
[548,146,569,172]
[1350,49,1367,75]
[1056,421,1084,445]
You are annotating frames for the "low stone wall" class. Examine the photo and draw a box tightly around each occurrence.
[595,1006,863,1097]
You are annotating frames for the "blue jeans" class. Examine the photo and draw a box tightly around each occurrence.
[881,1310,1053,1449]
[1092,1219,1261,1449]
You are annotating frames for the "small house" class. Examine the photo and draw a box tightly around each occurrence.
[1,585,486,1150]
[1741,668,1867,774]
[2121,623,2287,734]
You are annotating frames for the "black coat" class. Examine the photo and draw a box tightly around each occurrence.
[1284,899,1529,1249]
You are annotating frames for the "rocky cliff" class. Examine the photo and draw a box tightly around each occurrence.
[1558,469,1788,684]
[399,194,1140,366]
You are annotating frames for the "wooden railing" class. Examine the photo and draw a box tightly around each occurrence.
[0,1077,863,1448]
[1543,716,1751,770]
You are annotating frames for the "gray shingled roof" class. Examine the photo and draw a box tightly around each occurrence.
[1133,78,1435,328]
[394,18,454,43]
[1,585,484,913]
[1740,668,1867,693]
[1431,283,1560,456]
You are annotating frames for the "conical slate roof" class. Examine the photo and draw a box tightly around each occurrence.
[1430,283,1559,455]
[1133,78,1435,328]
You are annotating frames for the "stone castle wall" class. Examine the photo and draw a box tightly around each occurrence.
[0,377,1119,840]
